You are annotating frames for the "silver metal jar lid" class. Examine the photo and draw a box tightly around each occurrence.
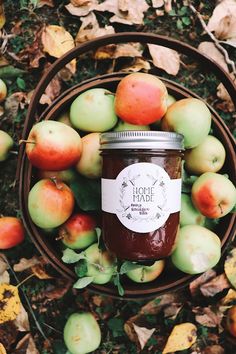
[100,131,184,150]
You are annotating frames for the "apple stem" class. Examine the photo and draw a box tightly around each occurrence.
[104,91,115,96]
[219,204,223,215]
[19,139,36,145]
[50,177,62,190]
[17,273,35,288]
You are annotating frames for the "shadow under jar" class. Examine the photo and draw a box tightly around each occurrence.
[100,131,184,262]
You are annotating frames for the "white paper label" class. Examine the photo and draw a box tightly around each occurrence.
[102,162,181,233]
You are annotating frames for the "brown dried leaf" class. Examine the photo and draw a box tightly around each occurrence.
[13,304,30,332]
[198,42,229,73]
[133,323,155,350]
[224,248,236,288]
[75,12,115,44]
[95,42,143,60]
[220,288,236,304]
[202,345,225,354]
[207,0,236,41]
[65,0,98,17]
[163,323,197,354]
[152,0,164,7]
[13,256,41,272]
[15,333,39,354]
[164,0,172,13]
[200,273,231,297]
[31,263,53,280]
[95,0,149,25]
[193,306,223,328]
[140,293,183,315]
[19,29,45,69]
[0,343,6,354]
[217,81,235,112]
[41,25,76,73]
[189,270,217,297]
[148,44,180,75]
[0,254,9,285]
[38,0,55,7]
[40,64,62,105]
[44,278,72,300]
[0,2,6,30]
[163,303,183,320]
[0,321,18,350]
[121,57,151,72]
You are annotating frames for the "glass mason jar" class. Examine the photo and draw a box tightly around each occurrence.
[100,131,184,262]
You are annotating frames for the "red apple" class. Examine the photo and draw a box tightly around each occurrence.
[28,178,74,228]
[24,120,82,170]
[59,213,97,250]
[0,217,25,249]
[191,172,236,218]
[115,72,168,125]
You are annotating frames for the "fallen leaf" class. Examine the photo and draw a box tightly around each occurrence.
[0,284,21,324]
[44,278,72,300]
[65,0,98,17]
[41,25,76,73]
[140,293,183,315]
[217,79,235,112]
[40,63,62,105]
[95,42,143,60]
[207,0,236,41]
[133,323,155,350]
[0,1,5,30]
[155,9,164,16]
[224,248,236,288]
[15,333,39,354]
[95,0,149,25]
[193,306,223,328]
[0,343,6,354]
[14,303,30,331]
[19,29,45,69]
[198,42,229,73]
[120,57,151,72]
[163,322,197,354]
[220,288,236,304]
[202,344,225,354]
[75,12,115,44]
[148,44,180,75]
[164,0,172,13]
[189,269,217,297]
[0,321,18,350]
[0,255,9,285]
[31,263,53,280]
[38,0,55,7]
[152,0,164,7]
[200,273,231,297]
[163,303,183,320]
[13,256,41,272]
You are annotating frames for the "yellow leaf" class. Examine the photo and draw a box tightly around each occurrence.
[0,1,6,30]
[221,289,236,305]
[163,322,197,354]
[224,248,236,288]
[41,25,76,73]
[31,264,53,280]
[0,284,21,324]
[0,343,6,354]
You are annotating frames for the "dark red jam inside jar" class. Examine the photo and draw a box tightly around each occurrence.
[100,131,184,262]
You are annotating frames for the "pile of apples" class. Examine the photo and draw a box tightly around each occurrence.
[23,72,236,288]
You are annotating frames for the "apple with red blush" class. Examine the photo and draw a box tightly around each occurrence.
[126,260,165,283]
[0,217,25,249]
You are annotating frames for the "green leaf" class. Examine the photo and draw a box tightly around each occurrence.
[75,259,88,277]
[70,175,101,211]
[16,77,26,90]
[168,9,176,16]
[113,274,124,296]
[107,317,125,337]
[177,19,183,30]
[182,16,191,26]
[120,261,143,275]
[73,276,94,289]
[177,6,188,15]
[0,66,26,79]
[62,248,86,264]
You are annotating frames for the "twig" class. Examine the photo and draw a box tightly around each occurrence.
[188,2,236,74]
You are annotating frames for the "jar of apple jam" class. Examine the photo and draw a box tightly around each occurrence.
[100,131,184,261]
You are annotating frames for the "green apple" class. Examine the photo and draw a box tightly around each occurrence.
[113,120,150,131]
[70,88,118,132]
[84,243,116,284]
[0,79,7,103]
[180,193,205,227]
[162,98,211,148]
[171,225,221,274]
[64,312,101,354]
[167,94,176,107]
[184,135,226,175]
[37,168,77,183]
[0,130,13,161]
[76,133,102,179]
[57,110,73,128]
[126,260,165,283]
[191,172,236,218]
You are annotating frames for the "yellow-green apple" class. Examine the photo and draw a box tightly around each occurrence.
[37,168,77,184]
[23,120,82,170]
[126,260,165,283]
[113,120,150,131]
[28,178,74,228]
[84,243,116,284]
[226,306,236,337]
[0,217,25,249]
[0,79,7,102]
[191,172,236,218]
[57,110,73,127]
[76,133,102,179]
[171,225,221,274]
[151,94,176,129]
[180,193,205,227]
[162,98,211,148]
[59,213,97,250]
[0,130,14,161]
[64,312,101,354]
[115,72,168,125]
[70,88,118,132]
[167,94,176,107]
[185,135,226,175]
